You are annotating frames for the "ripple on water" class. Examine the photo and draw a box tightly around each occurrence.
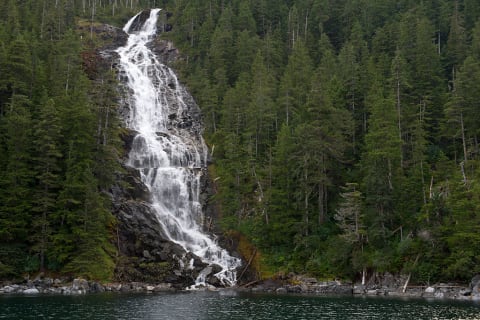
[1,292,480,320]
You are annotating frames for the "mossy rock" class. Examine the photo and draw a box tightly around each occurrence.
[115,257,173,282]
[138,262,172,282]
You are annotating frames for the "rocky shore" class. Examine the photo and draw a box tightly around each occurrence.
[0,278,177,295]
[243,274,480,301]
[2,274,480,302]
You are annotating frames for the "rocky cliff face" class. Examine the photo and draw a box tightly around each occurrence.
[110,164,207,287]
[88,13,230,288]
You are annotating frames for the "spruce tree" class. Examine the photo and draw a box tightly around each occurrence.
[30,96,63,271]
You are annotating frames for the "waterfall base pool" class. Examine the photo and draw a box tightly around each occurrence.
[1,291,479,320]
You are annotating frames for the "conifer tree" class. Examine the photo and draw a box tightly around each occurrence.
[30,96,63,271]
[361,69,402,242]
[245,51,277,159]
[278,40,313,126]
[0,98,33,243]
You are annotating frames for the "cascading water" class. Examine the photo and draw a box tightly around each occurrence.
[116,9,241,287]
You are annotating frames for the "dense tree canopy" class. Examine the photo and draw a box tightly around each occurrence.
[165,0,480,283]
[0,0,479,284]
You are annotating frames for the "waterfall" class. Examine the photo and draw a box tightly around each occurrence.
[116,9,241,287]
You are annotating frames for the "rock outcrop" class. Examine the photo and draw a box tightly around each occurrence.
[350,272,480,301]
[85,10,232,289]
[0,277,177,295]
[110,164,208,288]
[244,275,352,295]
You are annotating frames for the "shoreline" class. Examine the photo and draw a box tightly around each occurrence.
[1,277,480,302]
[242,279,480,302]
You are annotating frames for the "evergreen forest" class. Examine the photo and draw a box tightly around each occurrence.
[1,0,480,285]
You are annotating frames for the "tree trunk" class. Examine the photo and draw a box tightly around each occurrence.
[396,74,403,168]
[304,160,309,236]
[421,160,426,204]
[103,107,109,146]
[40,1,46,39]
[460,111,468,165]
[318,183,324,225]
[304,10,308,42]
[362,266,366,286]
[402,254,420,293]
[352,91,356,154]
[387,158,393,190]
[90,1,95,39]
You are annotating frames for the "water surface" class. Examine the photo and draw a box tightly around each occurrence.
[1,291,479,319]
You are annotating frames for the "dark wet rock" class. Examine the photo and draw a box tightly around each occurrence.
[79,24,127,80]
[1,278,104,295]
[249,276,353,295]
[80,24,128,50]
[204,264,224,287]
[90,282,105,293]
[286,285,302,293]
[459,288,472,296]
[365,272,408,291]
[353,284,365,294]
[352,273,480,301]
[150,39,180,65]
[75,9,237,290]
[119,129,138,156]
[470,274,480,294]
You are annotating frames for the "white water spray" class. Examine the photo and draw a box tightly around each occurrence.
[117,9,241,286]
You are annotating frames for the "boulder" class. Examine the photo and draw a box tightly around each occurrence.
[23,288,40,294]
[470,274,480,295]
[2,286,17,293]
[196,264,224,287]
[276,287,287,294]
[303,277,318,284]
[286,285,302,293]
[425,286,435,293]
[153,283,174,292]
[72,278,89,293]
[366,289,379,295]
[459,288,472,296]
[90,282,105,293]
[470,274,480,288]
[353,285,365,295]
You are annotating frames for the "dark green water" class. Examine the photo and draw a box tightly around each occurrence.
[1,291,479,320]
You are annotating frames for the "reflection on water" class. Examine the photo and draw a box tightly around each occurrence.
[1,291,479,320]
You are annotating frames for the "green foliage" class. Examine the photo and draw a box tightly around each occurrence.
[63,243,115,281]
[1,0,480,284]
[0,244,29,279]
[163,0,480,284]
[0,0,122,280]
